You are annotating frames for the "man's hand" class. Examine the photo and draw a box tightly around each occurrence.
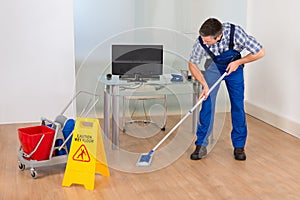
[226,48,265,76]
[199,85,209,101]
[226,60,241,76]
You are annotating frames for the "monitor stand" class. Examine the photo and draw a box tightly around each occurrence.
[119,74,160,82]
[126,74,147,82]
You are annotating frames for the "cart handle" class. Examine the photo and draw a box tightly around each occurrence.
[57,97,99,151]
[60,91,100,115]
[41,117,61,130]
[41,117,56,126]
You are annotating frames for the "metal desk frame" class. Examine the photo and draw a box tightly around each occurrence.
[101,75,200,149]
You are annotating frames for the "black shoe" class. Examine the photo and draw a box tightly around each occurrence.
[190,146,207,160]
[234,148,246,160]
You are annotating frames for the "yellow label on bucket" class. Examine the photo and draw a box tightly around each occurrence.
[62,118,110,190]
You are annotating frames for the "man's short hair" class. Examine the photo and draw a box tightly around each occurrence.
[199,18,223,38]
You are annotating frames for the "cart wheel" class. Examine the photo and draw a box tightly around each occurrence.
[18,163,25,171]
[30,169,38,179]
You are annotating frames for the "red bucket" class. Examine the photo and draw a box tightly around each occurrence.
[18,125,55,161]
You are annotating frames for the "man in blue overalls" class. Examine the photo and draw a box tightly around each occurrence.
[189,18,265,160]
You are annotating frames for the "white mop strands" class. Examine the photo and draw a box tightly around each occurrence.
[135,71,228,167]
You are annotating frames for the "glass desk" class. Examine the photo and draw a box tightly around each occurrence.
[99,74,201,149]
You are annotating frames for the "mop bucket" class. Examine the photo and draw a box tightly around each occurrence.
[18,125,55,161]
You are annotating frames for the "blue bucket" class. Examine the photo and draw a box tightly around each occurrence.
[62,119,75,152]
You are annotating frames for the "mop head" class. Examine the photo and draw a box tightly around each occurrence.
[136,150,154,167]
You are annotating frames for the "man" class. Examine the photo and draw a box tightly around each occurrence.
[188,18,265,161]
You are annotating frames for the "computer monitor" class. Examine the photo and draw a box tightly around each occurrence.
[111,44,163,81]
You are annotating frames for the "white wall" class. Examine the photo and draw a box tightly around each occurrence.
[74,0,247,115]
[134,0,247,59]
[74,0,136,67]
[245,0,300,137]
[0,0,75,124]
[189,0,247,33]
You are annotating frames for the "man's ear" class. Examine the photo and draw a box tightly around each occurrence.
[216,34,222,42]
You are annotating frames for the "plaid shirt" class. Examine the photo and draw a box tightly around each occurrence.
[189,22,263,64]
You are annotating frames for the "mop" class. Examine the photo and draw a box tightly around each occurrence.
[136,71,228,167]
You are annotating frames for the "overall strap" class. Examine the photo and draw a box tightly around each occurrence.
[198,36,215,59]
[229,24,235,50]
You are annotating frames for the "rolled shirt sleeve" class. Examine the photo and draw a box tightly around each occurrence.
[234,25,263,54]
[189,40,206,64]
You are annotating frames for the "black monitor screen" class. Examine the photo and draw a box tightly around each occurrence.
[112,44,163,79]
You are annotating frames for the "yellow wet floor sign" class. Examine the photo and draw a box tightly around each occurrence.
[62,118,110,190]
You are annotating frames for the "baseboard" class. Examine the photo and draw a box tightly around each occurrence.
[245,101,300,139]
[0,121,39,125]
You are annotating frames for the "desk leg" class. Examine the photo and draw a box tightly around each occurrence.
[104,85,110,138]
[111,85,120,150]
[193,81,200,133]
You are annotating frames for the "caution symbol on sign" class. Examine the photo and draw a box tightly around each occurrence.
[72,144,90,162]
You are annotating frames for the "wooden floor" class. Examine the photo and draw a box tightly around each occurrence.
[1,114,300,200]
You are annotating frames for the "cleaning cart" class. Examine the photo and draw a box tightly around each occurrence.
[17,91,99,178]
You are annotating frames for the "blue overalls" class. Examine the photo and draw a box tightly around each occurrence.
[195,24,247,148]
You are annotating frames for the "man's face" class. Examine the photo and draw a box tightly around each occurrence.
[201,34,222,46]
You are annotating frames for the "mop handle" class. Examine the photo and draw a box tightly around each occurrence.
[152,71,227,152]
